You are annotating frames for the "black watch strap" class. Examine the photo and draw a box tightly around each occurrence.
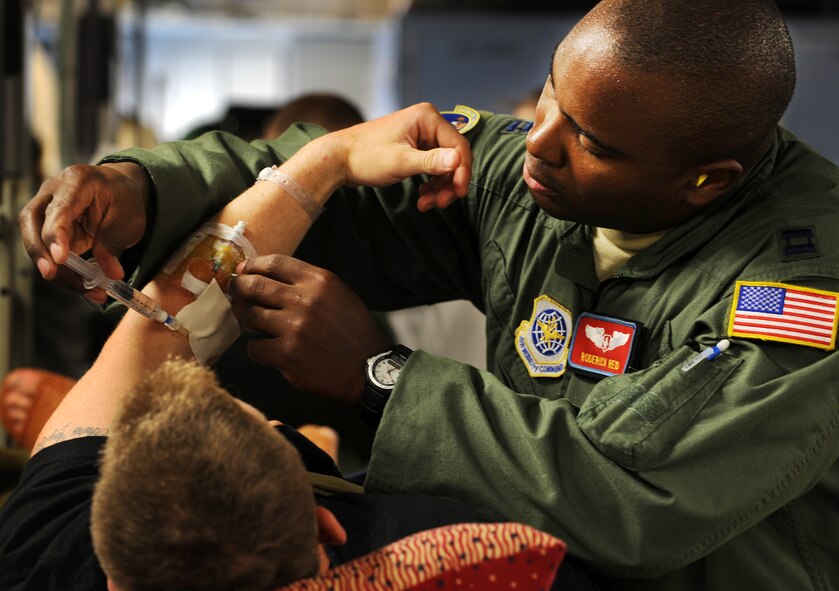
[359,345,413,429]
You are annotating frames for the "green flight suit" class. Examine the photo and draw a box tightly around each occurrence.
[104,111,839,590]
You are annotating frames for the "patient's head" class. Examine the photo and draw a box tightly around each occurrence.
[262,92,365,138]
[91,359,320,591]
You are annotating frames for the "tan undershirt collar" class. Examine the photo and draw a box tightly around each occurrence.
[592,227,670,282]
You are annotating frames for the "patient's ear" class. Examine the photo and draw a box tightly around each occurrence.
[315,506,347,575]
[315,506,346,546]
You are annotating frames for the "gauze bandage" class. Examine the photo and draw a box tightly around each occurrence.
[175,279,240,366]
[163,221,256,364]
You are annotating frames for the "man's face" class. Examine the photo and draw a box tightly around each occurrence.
[524,29,696,233]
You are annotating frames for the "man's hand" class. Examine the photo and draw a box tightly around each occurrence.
[321,102,473,212]
[230,255,392,405]
[19,162,150,299]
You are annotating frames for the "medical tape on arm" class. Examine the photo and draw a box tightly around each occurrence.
[175,279,239,366]
[163,221,256,296]
[162,221,257,365]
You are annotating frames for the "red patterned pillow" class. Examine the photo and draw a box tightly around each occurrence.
[279,522,566,591]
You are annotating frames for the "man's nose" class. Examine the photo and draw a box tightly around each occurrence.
[526,110,567,168]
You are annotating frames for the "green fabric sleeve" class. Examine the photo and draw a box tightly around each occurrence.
[365,341,839,577]
[99,125,321,289]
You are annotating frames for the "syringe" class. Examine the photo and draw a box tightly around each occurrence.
[63,252,189,336]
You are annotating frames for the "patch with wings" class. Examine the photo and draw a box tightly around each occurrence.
[568,312,642,378]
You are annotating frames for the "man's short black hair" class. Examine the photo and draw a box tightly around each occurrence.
[586,0,795,168]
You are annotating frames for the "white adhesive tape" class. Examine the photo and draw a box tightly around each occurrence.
[180,269,210,297]
[175,279,240,366]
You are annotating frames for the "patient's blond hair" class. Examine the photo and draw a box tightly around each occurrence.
[91,359,319,591]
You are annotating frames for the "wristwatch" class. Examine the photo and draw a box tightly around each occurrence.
[360,345,413,428]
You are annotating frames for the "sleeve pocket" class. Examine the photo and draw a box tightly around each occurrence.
[576,345,742,470]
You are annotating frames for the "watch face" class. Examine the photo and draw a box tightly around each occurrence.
[372,356,403,387]
[366,347,412,392]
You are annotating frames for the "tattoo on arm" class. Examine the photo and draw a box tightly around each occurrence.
[32,423,111,455]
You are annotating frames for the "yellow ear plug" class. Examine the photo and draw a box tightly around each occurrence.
[695,173,709,187]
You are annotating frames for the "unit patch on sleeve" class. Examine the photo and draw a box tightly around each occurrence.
[440,105,480,134]
[515,295,572,378]
[728,280,838,350]
[568,313,642,378]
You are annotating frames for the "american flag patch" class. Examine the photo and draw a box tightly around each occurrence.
[728,281,838,350]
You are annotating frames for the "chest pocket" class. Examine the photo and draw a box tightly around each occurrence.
[482,238,587,399]
[576,344,741,470]
[483,239,536,391]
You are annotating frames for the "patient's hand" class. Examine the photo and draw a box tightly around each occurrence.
[322,103,472,211]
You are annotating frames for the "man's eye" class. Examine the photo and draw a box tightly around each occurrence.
[577,133,604,157]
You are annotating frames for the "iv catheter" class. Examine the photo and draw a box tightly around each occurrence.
[63,252,189,336]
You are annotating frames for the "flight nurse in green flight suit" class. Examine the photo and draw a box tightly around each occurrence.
[20,1,839,589]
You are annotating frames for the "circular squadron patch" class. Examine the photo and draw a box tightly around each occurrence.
[515,295,572,378]
[440,104,480,134]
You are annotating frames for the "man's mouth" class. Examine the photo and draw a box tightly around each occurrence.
[522,160,562,199]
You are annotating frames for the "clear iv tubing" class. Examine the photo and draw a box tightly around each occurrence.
[63,252,189,336]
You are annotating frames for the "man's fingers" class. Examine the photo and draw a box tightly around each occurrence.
[230,270,305,317]
[91,239,126,281]
[231,274,284,309]
[83,289,109,305]
[19,193,58,279]
[40,175,97,264]
[236,253,309,284]
[236,302,285,333]
[47,229,69,265]
[246,336,289,368]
